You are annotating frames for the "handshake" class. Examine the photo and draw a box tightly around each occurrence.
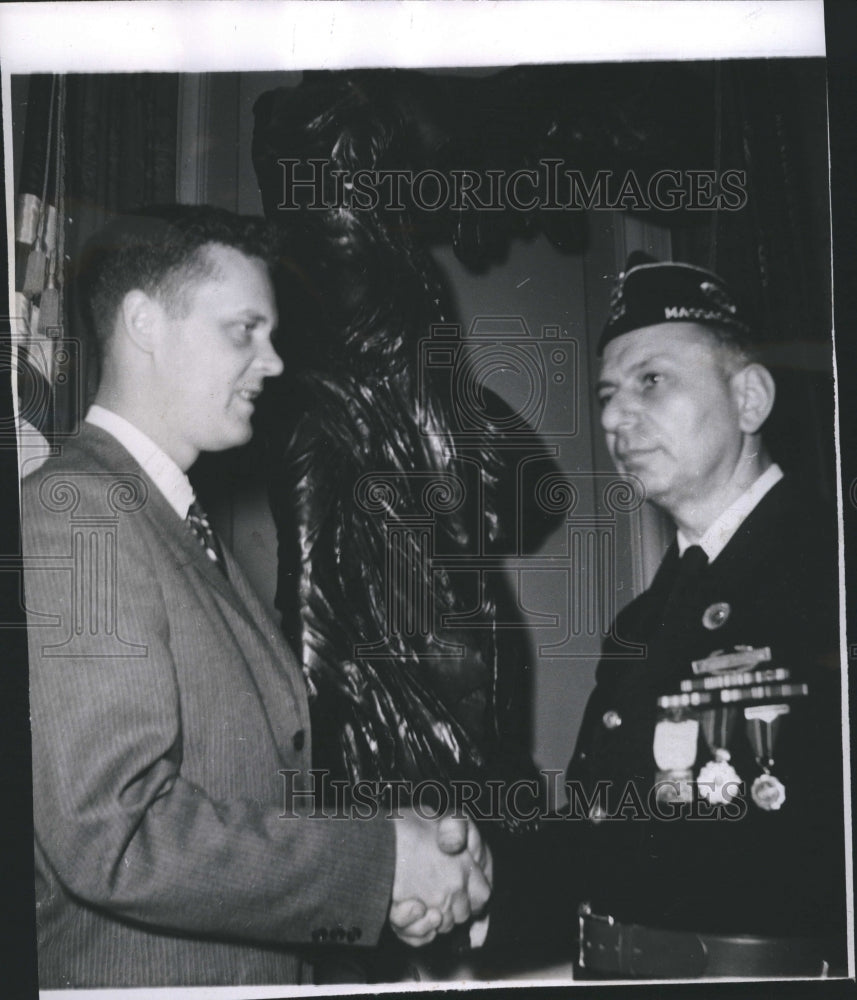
[389,811,491,947]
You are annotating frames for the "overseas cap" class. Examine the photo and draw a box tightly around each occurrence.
[598,251,752,355]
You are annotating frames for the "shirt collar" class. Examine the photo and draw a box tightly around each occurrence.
[676,463,784,563]
[85,405,195,520]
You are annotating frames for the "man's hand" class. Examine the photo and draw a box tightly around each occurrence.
[389,812,491,947]
[436,814,493,948]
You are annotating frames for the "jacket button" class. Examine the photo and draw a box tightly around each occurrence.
[602,710,622,730]
[292,729,305,752]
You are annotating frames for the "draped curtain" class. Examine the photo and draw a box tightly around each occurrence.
[13,73,178,437]
[673,59,834,498]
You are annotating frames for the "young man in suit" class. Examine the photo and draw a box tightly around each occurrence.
[21,206,489,988]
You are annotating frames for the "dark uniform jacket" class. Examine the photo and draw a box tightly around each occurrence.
[567,476,844,940]
[488,476,845,964]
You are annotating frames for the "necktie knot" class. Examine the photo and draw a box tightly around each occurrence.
[671,544,708,593]
[186,500,227,575]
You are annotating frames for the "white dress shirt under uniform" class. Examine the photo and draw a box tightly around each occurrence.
[676,463,784,563]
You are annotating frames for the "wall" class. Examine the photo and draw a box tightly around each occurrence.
[433,214,672,784]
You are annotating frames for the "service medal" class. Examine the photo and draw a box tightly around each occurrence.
[751,773,786,811]
[653,716,699,772]
[744,703,789,811]
[697,748,741,804]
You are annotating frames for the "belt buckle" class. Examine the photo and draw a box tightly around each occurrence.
[577,902,614,970]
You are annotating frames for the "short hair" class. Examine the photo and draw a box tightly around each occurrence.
[75,204,280,355]
[699,322,759,374]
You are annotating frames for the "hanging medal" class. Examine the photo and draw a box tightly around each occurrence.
[697,705,741,804]
[744,703,790,811]
[653,709,698,804]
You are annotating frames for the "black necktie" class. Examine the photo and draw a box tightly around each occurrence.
[186,499,227,576]
[677,544,708,579]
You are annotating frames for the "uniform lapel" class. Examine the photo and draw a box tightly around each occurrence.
[707,478,787,583]
[634,542,682,638]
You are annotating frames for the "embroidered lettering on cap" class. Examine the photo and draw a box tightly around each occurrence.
[663,306,725,322]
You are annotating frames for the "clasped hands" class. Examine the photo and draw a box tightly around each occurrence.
[389,810,491,947]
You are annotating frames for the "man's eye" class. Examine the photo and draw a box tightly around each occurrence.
[597,391,613,408]
[228,323,253,344]
[642,372,662,388]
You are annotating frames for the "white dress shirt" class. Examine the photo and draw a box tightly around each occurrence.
[676,463,784,563]
[85,404,196,520]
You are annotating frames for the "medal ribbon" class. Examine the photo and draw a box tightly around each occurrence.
[699,704,738,757]
[744,703,789,770]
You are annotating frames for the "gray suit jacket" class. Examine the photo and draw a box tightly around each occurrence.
[22,424,396,988]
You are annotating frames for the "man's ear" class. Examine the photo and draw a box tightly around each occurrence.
[731,363,776,434]
[118,289,163,353]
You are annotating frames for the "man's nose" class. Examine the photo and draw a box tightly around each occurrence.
[599,389,636,433]
[256,338,284,378]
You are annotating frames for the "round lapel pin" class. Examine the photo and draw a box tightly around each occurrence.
[702,601,731,630]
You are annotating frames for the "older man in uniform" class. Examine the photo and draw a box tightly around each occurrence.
[21,205,489,988]
[484,254,844,979]
[567,255,846,978]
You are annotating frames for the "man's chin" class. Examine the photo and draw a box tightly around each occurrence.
[628,471,669,505]
[614,460,651,485]
[203,425,254,453]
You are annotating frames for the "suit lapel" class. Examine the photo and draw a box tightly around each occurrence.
[75,425,310,753]
[221,550,311,741]
[76,425,263,628]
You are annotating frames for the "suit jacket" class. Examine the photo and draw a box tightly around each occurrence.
[22,425,396,988]
[567,477,845,939]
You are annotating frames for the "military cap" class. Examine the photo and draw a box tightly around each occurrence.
[598,251,752,355]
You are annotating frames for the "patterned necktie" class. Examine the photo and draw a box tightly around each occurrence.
[186,499,227,576]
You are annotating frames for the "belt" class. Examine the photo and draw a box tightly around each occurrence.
[577,904,830,978]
